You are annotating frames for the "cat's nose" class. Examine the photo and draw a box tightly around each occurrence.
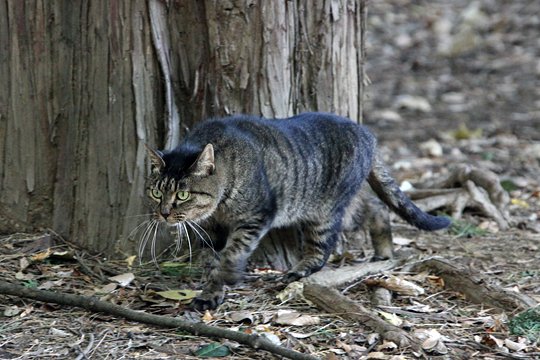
[160,208,170,219]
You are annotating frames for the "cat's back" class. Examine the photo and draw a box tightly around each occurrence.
[189,112,374,150]
[187,113,376,225]
[187,115,273,147]
[275,112,374,146]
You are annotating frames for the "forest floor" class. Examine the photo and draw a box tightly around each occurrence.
[1,0,539,359]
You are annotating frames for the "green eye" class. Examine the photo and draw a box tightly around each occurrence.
[150,188,162,199]
[176,191,190,201]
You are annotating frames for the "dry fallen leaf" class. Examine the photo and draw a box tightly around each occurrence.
[95,283,118,295]
[50,328,71,337]
[275,281,304,303]
[325,353,340,360]
[366,333,380,345]
[30,248,52,262]
[228,311,254,324]
[328,348,347,355]
[421,331,441,350]
[478,220,500,233]
[366,351,389,359]
[125,255,137,268]
[511,198,529,208]
[366,275,425,296]
[414,328,448,354]
[50,250,75,260]
[19,257,30,271]
[15,271,35,281]
[38,280,64,290]
[481,334,505,348]
[4,305,21,317]
[156,289,198,302]
[403,301,437,314]
[19,306,34,318]
[392,236,414,246]
[260,332,281,346]
[56,270,74,278]
[376,340,398,351]
[377,311,403,327]
[202,310,214,322]
[504,338,528,352]
[336,339,352,353]
[287,331,316,339]
[420,139,443,157]
[452,123,482,140]
[108,272,135,287]
[394,94,432,112]
[427,275,445,288]
[252,268,283,275]
[272,309,320,326]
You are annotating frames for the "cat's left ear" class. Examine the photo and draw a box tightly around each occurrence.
[191,143,215,177]
[145,144,165,174]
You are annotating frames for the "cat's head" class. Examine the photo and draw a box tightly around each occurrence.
[145,143,221,225]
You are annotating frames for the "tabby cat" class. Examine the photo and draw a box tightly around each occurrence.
[145,112,450,310]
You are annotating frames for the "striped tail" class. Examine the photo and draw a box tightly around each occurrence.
[367,153,451,231]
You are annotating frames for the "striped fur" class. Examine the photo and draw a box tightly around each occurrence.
[145,112,450,310]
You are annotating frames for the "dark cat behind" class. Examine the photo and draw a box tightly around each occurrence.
[145,112,450,310]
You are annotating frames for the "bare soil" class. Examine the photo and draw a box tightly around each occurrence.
[1,0,539,359]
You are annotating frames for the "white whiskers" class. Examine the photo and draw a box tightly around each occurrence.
[150,220,160,268]
[173,223,184,257]
[132,216,214,268]
[186,220,216,256]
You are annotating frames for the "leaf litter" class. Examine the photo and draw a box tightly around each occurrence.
[2,0,540,358]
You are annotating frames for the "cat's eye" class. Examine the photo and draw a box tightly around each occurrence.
[150,188,162,199]
[176,191,190,202]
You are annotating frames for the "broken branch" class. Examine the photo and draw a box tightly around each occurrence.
[0,280,319,360]
[303,283,423,352]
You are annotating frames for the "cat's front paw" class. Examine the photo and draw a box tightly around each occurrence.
[281,271,305,284]
[191,291,224,311]
[370,254,392,262]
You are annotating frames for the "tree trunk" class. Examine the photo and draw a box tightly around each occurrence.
[0,0,366,263]
[0,1,163,255]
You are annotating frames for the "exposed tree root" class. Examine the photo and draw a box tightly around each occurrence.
[302,258,405,288]
[298,252,537,355]
[410,164,511,230]
[411,256,538,312]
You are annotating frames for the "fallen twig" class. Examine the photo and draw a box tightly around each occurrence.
[302,283,423,353]
[0,280,319,360]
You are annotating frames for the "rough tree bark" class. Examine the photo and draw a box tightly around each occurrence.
[0,0,366,263]
[0,1,162,255]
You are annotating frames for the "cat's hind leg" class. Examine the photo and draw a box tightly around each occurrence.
[344,190,394,260]
[282,220,340,283]
[364,195,394,260]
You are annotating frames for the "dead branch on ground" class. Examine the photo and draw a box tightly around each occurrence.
[0,280,319,360]
[302,283,423,352]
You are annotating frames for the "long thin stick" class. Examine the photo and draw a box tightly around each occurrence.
[0,280,319,360]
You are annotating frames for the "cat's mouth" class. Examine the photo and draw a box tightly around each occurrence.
[154,207,215,226]
[155,213,186,225]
